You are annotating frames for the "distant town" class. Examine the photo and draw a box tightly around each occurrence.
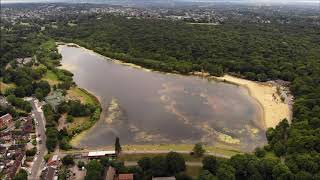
[1,3,320,26]
[1,1,320,180]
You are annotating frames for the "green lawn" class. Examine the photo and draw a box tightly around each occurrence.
[0,81,16,94]
[41,40,56,50]
[264,151,279,160]
[121,144,240,157]
[186,165,203,178]
[67,87,99,105]
[118,153,203,162]
[42,70,60,85]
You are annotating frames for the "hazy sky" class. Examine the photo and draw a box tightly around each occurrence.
[1,0,319,4]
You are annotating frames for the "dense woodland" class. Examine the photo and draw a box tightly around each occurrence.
[1,6,320,179]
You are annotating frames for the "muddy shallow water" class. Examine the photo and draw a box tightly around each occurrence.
[59,45,266,151]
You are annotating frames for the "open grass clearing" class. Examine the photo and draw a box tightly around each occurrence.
[121,144,240,157]
[67,116,90,132]
[42,70,60,85]
[186,165,203,178]
[264,151,279,160]
[118,153,203,162]
[0,81,16,94]
[67,87,99,105]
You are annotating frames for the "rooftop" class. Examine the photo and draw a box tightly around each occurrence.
[87,151,116,157]
[119,173,134,180]
[0,113,13,122]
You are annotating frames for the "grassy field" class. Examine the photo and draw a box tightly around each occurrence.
[186,165,203,178]
[42,70,60,85]
[118,153,203,162]
[42,39,56,50]
[0,81,16,94]
[264,151,279,160]
[121,144,241,157]
[67,116,89,132]
[67,87,99,105]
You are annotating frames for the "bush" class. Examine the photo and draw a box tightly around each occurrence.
[62,155,75,166]
[66,115,73,123]
[44,153,52,162]
[193,143,205,157]
[78,161,85,169]
[175,172,193,180]
[26,147,37,156]
[13,169,28,180]
[254,147,266,158]
[138,157,151,171]
[216,163,235,180]
[202,155,218,175]
[166,152,186,175]
[151,156,168,177]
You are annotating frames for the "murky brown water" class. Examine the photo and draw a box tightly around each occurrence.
[59,45,266,151]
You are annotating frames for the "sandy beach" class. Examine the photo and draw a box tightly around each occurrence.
[215,75,291,128]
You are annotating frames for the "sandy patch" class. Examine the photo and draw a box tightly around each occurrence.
[215,75,291,128]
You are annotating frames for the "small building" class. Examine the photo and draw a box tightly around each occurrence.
[47,155,59,167]
[87,150,116,159]
[4,152,26,180]
[0,132,12,144]
[21,116,33,133]
[41,166,57,180]
[119,173,134,180]
[0,114,13,128]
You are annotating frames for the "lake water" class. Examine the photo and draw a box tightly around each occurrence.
[59,45,266,151]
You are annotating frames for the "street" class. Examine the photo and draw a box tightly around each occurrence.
[28,98,47,180]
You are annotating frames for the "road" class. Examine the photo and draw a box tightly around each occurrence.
[28,98,47,180]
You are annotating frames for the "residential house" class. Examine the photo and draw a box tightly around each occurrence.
[42,166,57,180]
[0,114,13,128]
[21,116,33,133]
[119,174,134,180]
[0,132,12,144]
[3,151,26,180]
[47,155,59,167]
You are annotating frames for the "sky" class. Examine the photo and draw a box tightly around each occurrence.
[1,0,319,4]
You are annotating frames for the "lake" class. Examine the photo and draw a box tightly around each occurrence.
[59,45,266,151]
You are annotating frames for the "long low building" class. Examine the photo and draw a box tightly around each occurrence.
[87,150,116,159]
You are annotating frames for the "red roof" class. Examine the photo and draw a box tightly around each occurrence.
[0,114,13,123]
[119,174,134,180]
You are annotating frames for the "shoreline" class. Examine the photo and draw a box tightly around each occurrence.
[58,42,291,140]
[215,75,291,128]
[57,44,104,147]
[62,144,242,158]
